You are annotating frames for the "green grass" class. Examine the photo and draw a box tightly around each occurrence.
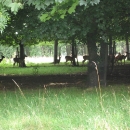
[0,85,129,130]
[0,59,129,129]
[0,60,87,76]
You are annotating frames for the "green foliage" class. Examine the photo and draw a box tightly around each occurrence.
[8,2,23,14]
[0,45,15,58]
[79,0,100,6]
[68,1,78,14]
[0,0,24,32]
[0,7,9,33]
[0,0,101,32]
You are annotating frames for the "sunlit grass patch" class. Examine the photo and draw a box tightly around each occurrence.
[0,63,87,76]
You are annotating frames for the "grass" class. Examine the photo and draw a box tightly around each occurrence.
[0,59,130,129]
[0,59,87,76]
[0,85,129,130]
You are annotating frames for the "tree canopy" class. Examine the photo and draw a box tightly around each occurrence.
[0,0,100,33]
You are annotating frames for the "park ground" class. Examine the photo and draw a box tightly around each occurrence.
[1,56,130,90]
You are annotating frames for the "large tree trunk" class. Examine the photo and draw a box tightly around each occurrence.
[19,41,26,67]
[99,41,108,86]
[72,39,76,66]
[126,35,130,60]
[87,34,99,87]
[16,47,20,57]
[54,40,58,63]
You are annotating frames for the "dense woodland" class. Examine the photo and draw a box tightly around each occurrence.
[0,0,130,87]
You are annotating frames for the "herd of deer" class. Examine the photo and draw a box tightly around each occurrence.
[0,52,128,66]
[108,52,128,65]
[65,52,128,65]
[65,55,89,64]
[0,54,27,66]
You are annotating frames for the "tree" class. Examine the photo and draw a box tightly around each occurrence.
[0,5,43,67]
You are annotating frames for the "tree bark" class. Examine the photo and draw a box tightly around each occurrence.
[16,47,20,57]
[54,40,58,63]
[19,41,26,67]
[109,35,112,55]
[99,41,108,86]
[126,35,130,60]
[87,34,98,87]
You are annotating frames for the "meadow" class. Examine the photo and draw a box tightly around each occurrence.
[0,58,129,130]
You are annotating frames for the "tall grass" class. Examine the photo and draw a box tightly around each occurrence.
[0,85,129,130]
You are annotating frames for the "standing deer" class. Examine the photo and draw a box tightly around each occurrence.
[13,55,21,66]
[65,56,73,63]
[0,55,5,63]
[115,52,128,65]
[13,54,27,66]
[82,55,89,64]
[65,55,77,63]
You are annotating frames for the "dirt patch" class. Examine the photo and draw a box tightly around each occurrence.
[0,74,88,90]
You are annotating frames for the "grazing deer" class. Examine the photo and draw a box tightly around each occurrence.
[82,55,89,64]
[0,55,5,63]
[115,52,128,65]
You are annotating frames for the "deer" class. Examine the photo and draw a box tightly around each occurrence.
[65,55,77,63]
[65,56,73,63]
[13,54,27,66]
[13,55,21,66]
[82,55,89,64]
[115,52,128,65]
[0,55,5,63]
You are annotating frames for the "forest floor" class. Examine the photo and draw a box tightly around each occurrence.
[0,74,88,90]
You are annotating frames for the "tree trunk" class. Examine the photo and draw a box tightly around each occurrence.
[71,39,78,66]
[19,41,26,67]
[99,41,108,86]
[87,34,98,87]
[54,40,58,63]
[109,35,112,55]
[126,35,130,60]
